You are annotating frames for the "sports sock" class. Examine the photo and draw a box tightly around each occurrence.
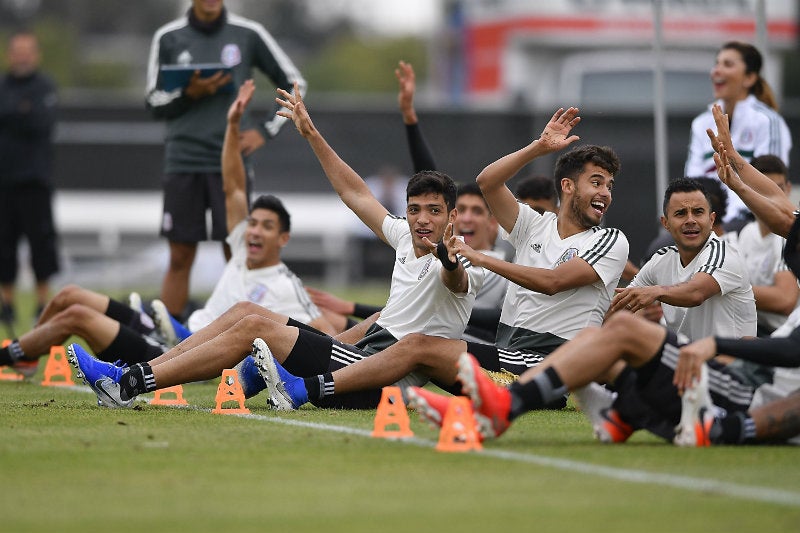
[106,299,154,335]
[716,411,755,444]
[303,372,333,402]
[508,367,567,421]
[118,362,157,401]
[0,340,25,365]
[0,340,26,365]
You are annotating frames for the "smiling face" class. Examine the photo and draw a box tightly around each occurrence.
[406,192,454,257]
[711,47,756,105]
[562,162,614,229]
[454,193,495,251]
[661,190,715,259]
[244,208,289,269]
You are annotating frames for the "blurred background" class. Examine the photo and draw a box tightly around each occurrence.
[1,0,799,295]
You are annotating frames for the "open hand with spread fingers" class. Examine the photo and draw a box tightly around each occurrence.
[276,81,315,138]
[537,107,581,153]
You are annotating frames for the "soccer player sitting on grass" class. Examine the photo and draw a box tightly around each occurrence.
[309,182,508,344]
[251,104,628,412]
[0,80,334,379]
[67,81,484,409]
[414,104,800,446]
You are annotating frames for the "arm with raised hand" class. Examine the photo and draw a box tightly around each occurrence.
[276,83,390,242]
[396,60,436,172]
[477,107,581,233]
[708,104,795,237]
[222,80,255,233]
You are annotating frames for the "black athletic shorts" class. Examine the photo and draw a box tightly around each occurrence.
[0,184,59,283]
[160,172,228,242]
[633,331,754,426]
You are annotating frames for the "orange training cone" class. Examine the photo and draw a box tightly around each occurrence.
[212,369,250,414]
[41,346,75,387]
[0,339,23,381]
[151,384,189,406]
[436,396,482,452]
[371,386,414,439]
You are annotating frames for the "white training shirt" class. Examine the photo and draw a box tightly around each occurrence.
[498,205,629,344]
[376,215,484,340]
[631,234,756,340]
[738,221,797,332]
[685,95,792,221]
[474,249,508,311]
[187,220,321,332]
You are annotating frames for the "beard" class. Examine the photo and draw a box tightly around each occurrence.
[569,193,601,229]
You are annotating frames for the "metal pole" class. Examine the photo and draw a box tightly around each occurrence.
[754,0,768,59]
[652,0,668,216]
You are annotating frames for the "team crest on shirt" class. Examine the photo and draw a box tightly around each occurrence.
[531,243,542,253]
[248,283,268,303]
[554,247,578,267]
[418,257,433,280]
[177,50,192,66]
[221,44,241,67]
[741,128,754,144]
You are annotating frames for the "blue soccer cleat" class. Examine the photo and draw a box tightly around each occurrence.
[66,343,133,409]
[235,354,267,399]
[251,337,308,410]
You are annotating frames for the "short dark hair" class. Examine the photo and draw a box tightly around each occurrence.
[515,175,557,201]
[457,182,488,203]
[406,170,457,211]
[251,194,291,232]
[663,178,713,216]
[750,154,788,177]
[689,177,727,222]
[553,145,620,198]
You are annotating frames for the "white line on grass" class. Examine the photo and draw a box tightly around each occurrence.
[68,384,800,508]
[238,410,800,508]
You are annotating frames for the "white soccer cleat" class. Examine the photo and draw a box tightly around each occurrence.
[674,364,718,447]
[572,382,633,443]
[151,299,179,348]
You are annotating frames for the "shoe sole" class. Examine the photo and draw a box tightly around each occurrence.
[405,387,444,429]
[128,292,143,313]
[151,299,179,348]
[251,338,295,410]
[673,365,713,447]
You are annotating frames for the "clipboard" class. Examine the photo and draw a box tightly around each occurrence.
[159,63,234,93]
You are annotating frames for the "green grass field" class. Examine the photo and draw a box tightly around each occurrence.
[1,288,799,532]
[2,366,799,532]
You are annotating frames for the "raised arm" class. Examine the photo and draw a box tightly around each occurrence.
[477,107,581,232]
[276,83,389,241]
[222,80,255,233]
[708,104,795,237]
[396,60,436,172]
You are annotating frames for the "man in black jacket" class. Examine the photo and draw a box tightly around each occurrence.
[146,0,305,321]
[0,30,58,331]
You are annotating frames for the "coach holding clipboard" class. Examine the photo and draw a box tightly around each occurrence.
[145,0,306,323]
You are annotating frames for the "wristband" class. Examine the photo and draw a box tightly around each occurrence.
[436,242,459,271]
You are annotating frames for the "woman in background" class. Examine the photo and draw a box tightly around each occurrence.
[685,41,791,228]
